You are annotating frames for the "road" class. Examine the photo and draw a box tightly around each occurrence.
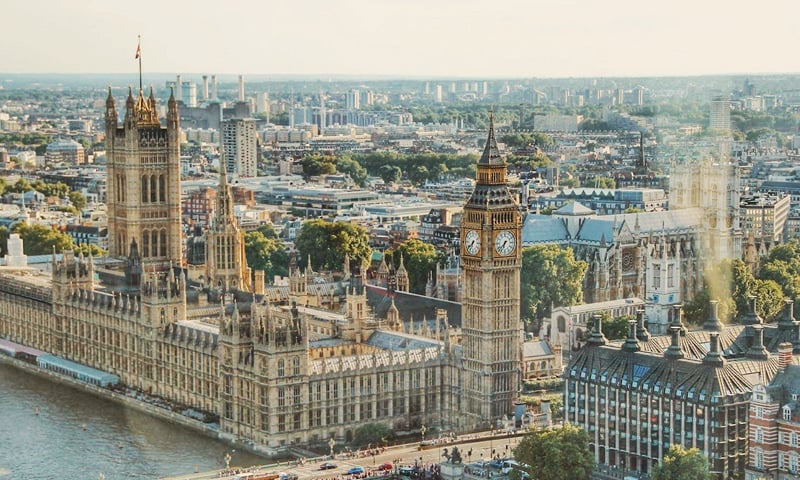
[162,431,525,480]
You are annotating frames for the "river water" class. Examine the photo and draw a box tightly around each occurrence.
[0,362,266,480]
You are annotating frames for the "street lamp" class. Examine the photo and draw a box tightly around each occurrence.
[224,452,232,469]
[328,437,336,459]
[421,424,427,443]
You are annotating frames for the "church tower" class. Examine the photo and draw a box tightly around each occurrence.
[460,113,523,427]
[205,167,251,292]
[105,86,183,268]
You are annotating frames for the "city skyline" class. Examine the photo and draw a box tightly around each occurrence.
[4,0,800,79]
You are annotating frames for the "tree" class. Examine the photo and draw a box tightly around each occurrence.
[11,223,74,256]
[585,176,615,189]
[388,239,445,294]
[521,245,587,325]
[652,445,712,480]
[514,423,594,480]
[299,154,337,177]
[684,258,784,324]
[601,313,635,341]
[379,165,402,184]
[352,422,394,448]
[336,155,368,186]
[68,191,88,211]
[245,231,289,282]
[294,219,371,272]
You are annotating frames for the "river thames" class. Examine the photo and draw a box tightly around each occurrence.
[0,363,266,480]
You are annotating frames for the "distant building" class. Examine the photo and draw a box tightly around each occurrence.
[45,139,85,165]
[222,119,258,178]
[740,191,790,243]
[710,95,732,132]
[533,114,583,132]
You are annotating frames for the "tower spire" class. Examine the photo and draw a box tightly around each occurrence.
[479,109,503,166]
[135,35,143,93]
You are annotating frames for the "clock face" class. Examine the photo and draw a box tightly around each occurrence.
[495,231,516,256]
[465,230,480,255]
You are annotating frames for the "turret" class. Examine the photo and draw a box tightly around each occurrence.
[703,299,724,331]
[664,327,684,361]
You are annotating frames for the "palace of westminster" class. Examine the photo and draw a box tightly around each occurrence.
[0,87,523,454]
[3,85,800,479]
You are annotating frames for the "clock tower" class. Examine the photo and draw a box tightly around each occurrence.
[460,113,523,427]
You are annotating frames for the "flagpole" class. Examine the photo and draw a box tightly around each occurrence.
[138,34,143,92]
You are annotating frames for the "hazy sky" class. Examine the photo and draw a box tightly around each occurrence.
[4,0,799,78]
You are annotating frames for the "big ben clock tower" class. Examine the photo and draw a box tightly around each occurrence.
[460,112,522,427]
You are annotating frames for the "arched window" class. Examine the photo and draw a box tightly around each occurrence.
[159,175,166,202]
[150,175,157,203]
[142,230,149,257]
[160,229,167,257]
[141,175,148,203]
[151,231,159,257]
[293,357,301,376]
[277,359,285,377]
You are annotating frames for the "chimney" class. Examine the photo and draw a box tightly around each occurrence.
[202,75,209,100]
[664,327,684,360]
[747,325,769,360]
[211,75,218,100]
[703,299,724,331]
[238,75,245,102]
[778,342,793,371]
[587,314,607,346]
[743,295,763,326]
[779,299,795,331]
[670,304,687,335]
[635,308,650,341]
[621,320,640,352]
[176,75,182,104]
[702,332,725,366]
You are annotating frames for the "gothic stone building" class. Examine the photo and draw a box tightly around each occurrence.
[0,97,525,454]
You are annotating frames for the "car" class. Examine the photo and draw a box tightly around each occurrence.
[378,462,393,471]
[346,466,365,475]
[398,466,416,476]
[319,462,337,470]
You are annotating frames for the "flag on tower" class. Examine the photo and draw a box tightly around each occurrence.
[135,38,141,59]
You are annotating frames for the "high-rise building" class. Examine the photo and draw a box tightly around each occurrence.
[221,119,258,178]
[181,81,197,108]
[710,95,732,132]
[460,113,523,425]
[256,92,270,114]
[346,90,360,110]
[105,86,183,268]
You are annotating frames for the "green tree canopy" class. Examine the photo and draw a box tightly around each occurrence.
[336,155,368,186]
[352,422,395,449]
[245,231,289,282]
[299,154,337,177]
[11,223,75,256]
[683,258,785,324]
[601,313,635,341]
[68,191,88,211]
[294,219,371,272]
[379,164,402,184]
[584,176,616,189]
[652,445,712,480]
[388,239,445,294]
[521,245,587,325]
[514,423,594,480]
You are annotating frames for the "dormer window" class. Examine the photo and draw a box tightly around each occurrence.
[785,406,793,421]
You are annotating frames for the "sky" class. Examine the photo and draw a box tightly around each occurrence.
[3,0,800,79]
